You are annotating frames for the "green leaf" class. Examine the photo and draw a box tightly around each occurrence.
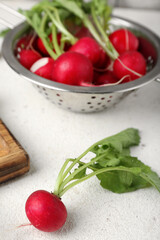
[96,156,160,193]
[72,163,86,179]
[91,129,140,157]
[140,169,160,193]
[102,128,140,152]
[98,158,120,168]
[56,0,84,19]
[96,166,143,193]
[96,166,149,193]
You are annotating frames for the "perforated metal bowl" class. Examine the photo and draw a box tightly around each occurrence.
[2,16,160,112]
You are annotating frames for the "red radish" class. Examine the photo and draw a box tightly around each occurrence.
[138,37,157,62]
[109,29,139,54]
[113,50,146,82]
[52,52,93,86]
[95,50,110,69]
[37,33,62,55]
[75,26,93,39]
[69,37,107,68]
[25,190,67,232]
[30,57,54,80]
[16,36,30,51]
[16,34,38,52]
[18,50,41,69]
[94,71,118,85]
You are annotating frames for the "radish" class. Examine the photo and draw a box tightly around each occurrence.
[94,71,118,85]
[16,36,30,51]
[113,50,146,82]
[24,128,160,233]
[18,49,41,69]
[75,26,93,39]
[15,34,37,55]
[30,57,54,80]
[69,37,107,68]
[138,37,157,63]
[109,29,139,54]
[25,190,67,232]
[52,52,93,86]
[37,33,62,55]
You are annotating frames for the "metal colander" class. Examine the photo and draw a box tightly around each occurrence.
[1,4,160,112]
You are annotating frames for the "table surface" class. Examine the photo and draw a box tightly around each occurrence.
[0,1,160,240]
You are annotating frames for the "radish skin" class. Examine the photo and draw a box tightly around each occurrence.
[52,52,93,86]
[113,51,146,82]
[25,190,67,232]
[109,29,139,54]
[94,71,118,85]
[18,50,41,69]
[69,37,107,68]
[30,57,54,80]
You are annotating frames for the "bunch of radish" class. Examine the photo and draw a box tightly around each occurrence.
[16,0,155,87]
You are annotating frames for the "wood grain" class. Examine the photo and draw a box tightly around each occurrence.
[0,120,30,183]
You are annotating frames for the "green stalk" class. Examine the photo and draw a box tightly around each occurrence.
[91,6,119,60]
[44,6,77,45]
[60,33,65,51]
[53,0,118,59]
[39,14,58,59]
[54,158,71,196]
[51,24,62,56]
[58,166,142,197]
[58,152,108,194]
[55,135,115,190]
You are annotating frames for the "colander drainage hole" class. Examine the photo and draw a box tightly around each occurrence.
[91,96,96,99]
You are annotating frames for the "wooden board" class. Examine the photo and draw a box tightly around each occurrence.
[0,120,30,183]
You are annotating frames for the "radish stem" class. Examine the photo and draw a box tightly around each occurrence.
[58,166,142,197]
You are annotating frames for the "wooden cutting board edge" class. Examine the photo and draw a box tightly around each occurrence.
[0,119,30,184]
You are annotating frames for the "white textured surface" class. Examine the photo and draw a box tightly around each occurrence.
[0,2,160,240]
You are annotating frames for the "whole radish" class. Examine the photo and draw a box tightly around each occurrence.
[25,190,67,232]
[109,29,139,54]
[18,50,41,69]
[37,33,62,55]
[113,50,146,82]
[52,52,93,86]
[30,57,54,80]
[69,37,107,68]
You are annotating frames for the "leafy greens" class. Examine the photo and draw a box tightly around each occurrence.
[53,128,160,197]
